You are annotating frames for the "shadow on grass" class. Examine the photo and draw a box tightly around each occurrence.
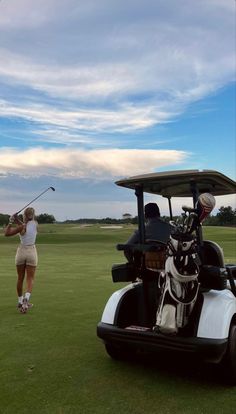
[109,350,233,389]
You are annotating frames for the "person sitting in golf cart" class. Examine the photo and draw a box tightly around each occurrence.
[124,202,172,262]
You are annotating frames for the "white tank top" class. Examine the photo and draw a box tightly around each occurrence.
[20,220,37,245]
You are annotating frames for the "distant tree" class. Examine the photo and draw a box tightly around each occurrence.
[131,216,138,224]
[216,206,236,226]
[122,213,132,220]
[36,213,56,224]
[203,215,219,226]
[0,214,10,226]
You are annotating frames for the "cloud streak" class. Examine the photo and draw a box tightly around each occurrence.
[0,98,178,139]
[0,147,188,179]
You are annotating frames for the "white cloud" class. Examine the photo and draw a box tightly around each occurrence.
[0,49,135,99]
[0,99,176,135]
[0,0,235,118]
[0,147,188,179]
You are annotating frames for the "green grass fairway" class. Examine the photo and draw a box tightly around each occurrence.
[0,225,236,414]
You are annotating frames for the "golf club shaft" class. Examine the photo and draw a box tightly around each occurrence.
[15,187,55,215]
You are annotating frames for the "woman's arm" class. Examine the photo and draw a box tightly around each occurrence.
[4,223,24,237]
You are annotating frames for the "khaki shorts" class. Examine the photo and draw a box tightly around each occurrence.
[15,245,38,267]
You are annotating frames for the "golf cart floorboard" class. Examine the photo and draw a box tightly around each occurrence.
[97,322,227,363]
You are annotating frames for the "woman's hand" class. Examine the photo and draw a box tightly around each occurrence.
[8,216,15,225]
[4,214,24,236]
[10,214,23,225]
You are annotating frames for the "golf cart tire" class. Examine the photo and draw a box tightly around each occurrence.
[221,323,236,385]
[105,343,134,360]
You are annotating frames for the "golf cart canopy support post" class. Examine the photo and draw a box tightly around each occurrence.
[190,180,203,246]
[167,197,173,220]
[135,186,145,244]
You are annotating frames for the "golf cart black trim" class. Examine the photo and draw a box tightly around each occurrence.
[97,322,227,363]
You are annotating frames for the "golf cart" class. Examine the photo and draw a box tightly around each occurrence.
[97,170,236,382]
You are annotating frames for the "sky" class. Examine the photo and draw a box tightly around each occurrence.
[0,0,235,220]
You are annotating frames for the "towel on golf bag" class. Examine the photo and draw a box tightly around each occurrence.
[155,234,200,334]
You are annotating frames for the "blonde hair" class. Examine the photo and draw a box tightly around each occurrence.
[23,207,35,222]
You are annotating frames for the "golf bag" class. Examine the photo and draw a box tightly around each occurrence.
[155,234,200,334]
[155,192,215,335]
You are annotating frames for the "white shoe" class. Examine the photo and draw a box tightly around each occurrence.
[21,298,29,314]
[17,303,23,311]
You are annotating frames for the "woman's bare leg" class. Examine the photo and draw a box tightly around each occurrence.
[21,265,36,312]
[25,265,36,294]
[16,264,26,297]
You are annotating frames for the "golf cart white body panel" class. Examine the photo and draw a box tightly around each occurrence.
[101,284,137,324]
[102,285,236,339]
[197,290,236,339]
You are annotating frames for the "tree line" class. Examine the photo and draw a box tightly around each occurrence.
[0,206,235,226]
[203,206,236,226]
[0,213,56,226]
[63,206,236,226]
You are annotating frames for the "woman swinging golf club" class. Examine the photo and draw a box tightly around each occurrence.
[4,207,38,313]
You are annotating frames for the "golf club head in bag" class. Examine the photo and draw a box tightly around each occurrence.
[181,192,216,234]
[196,193,216,224]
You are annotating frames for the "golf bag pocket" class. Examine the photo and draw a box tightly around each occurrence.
[155,274,199,334]
[157,302,177,335]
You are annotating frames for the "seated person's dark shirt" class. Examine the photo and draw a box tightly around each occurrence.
[124,217,172,261]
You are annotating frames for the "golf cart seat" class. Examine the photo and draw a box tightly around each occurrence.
[198,265,227,291]
[198,242,226,290]
[201,240,224,267]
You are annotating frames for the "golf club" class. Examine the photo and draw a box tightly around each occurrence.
[14,186,55,215]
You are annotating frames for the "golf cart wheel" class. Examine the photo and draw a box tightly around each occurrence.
[221,323,236,385]
[105,343,133,360]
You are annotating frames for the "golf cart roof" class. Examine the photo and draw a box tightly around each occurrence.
[115,170,236,198]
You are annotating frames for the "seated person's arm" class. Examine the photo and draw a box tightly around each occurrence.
[124,230,139,262]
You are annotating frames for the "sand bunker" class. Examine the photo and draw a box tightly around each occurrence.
[100,225,123,229]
